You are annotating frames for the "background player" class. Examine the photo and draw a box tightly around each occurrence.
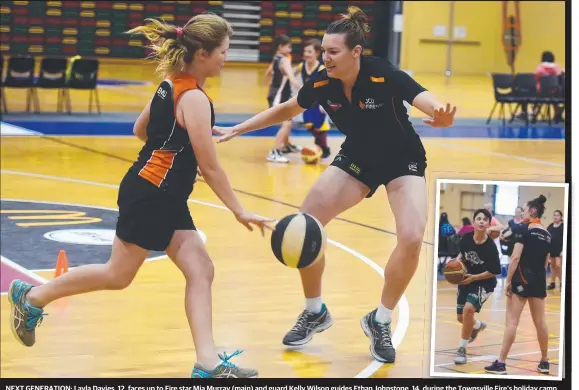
[546,210,564,291]
[213,6,456,363]
[8,14,272,379]
[296,39,332,161]
[264,35,303,163]
[485,195,552,375]
[453,209,501,365]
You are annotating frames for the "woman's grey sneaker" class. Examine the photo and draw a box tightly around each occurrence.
[360,309,396,363]
[469,321,487,343]
[454,346,467,364]
[282,303,333,346]
[191,350,258,378]
[8,280,46,347]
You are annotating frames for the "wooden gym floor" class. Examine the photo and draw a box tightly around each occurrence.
[0,60,566,378]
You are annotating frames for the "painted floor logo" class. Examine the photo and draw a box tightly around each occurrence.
[0,200,205,270]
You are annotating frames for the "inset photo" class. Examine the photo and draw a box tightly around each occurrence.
[430,179,568,380]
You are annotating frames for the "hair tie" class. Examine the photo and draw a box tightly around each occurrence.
[176,27,183,38]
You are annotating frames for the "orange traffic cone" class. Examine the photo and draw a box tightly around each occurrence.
[55,250,69,277]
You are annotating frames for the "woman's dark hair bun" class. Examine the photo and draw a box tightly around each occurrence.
[538,195,547,204]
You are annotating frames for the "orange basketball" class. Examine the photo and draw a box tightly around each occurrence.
[444,259,466,284]
[488,230,500,240]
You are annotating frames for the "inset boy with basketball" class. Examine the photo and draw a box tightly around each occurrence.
[453,208,502,364]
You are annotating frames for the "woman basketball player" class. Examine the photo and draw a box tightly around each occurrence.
[8,14,273,378]
[264,35,303,163]
[452,209,501,365]
[297,39,332,160]
[485,195,552,375]
[546,210,564,291]
[214,7,456,363]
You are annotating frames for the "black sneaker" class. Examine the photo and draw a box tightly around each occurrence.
[485,360,507,375]
[360,309,395,363]
[321,146,331,159]
[282,304,333,346]
[547,283,556,290]
[537,360,550,374]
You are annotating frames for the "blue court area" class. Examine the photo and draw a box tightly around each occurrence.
[0,113,567,139]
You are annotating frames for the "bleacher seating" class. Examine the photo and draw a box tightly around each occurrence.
[1,1,375,63]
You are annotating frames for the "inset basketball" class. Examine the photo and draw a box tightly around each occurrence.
[271,213,327,268]
[444,259,466,284]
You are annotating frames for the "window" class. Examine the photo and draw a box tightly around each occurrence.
[495,184,519,216]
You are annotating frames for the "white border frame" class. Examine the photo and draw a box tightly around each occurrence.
[429,178,569,381]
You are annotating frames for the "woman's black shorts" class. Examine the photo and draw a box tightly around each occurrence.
[116,173,196,252]
[549,248,562,258]
[511,282,547,299]
[330,151,427,198]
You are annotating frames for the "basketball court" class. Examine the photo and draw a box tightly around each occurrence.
[0,60,565,378]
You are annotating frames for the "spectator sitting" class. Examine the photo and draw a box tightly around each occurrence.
[534,51,564,123]
[457,217,474,236]
[535,50,564,92]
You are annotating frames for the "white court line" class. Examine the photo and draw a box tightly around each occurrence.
[1,256,49,284]
[423,139,565,168]
[1,255,49,296]
[0,169,408,378]
[0,122,43,136]
[434,347,560,367]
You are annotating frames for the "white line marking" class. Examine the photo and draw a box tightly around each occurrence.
[423,140,565,167]
[0,122,43,136]
[0,169,408,378]
[1,255,49,286]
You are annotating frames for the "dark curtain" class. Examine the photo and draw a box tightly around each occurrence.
[371,1,393,59]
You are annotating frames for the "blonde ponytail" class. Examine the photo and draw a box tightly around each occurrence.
[127,13,233,77]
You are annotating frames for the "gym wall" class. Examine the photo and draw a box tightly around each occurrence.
[400,1,565,75]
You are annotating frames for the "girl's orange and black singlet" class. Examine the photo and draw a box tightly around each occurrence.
[129,73,214,198]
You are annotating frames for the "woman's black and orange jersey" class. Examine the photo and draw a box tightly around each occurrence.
[511,219,552,298]
[130,73,215,199]
[296,55,428,197]
[116,73,214,252]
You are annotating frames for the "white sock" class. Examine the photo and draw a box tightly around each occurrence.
[459,339,468,348]
[375,304,392,324]
[305,297,323,313]
[474,320,482,330]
